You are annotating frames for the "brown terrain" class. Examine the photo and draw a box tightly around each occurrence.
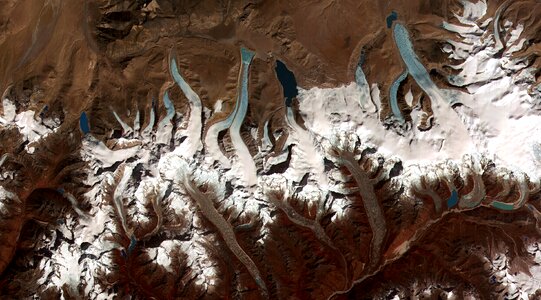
[2,0,541,299]
[2,0,540,132]
[0,0,494,136]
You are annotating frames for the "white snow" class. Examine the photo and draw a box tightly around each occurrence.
[0,99,59,152]
[455,0,487,26]
[213,100,223,112]
[290,4,541,184]
[82,137,141,168]
[204,121,233,167]
[513,243,541,297]
[0,186,17,214]
[179,231,218,288]
[142,106,156,138]
[49,243,82,289]
[260,120,272,151]
[30,0,541,296]
[1,98,16,122]
[133,110,140,136]
[440,6,541,182]
[0,153,7,169]
[170,58,203,158]
[283,106,327,186]
[15,110,52,143]
[298,83,463,166]
[112,110,133,135]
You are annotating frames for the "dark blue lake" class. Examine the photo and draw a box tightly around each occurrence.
[275,60,298,106]
[39,105,49,118]
[128,234,137,254]
[447,189,458,208]
[386,11,398,28]
[80,112,90,134]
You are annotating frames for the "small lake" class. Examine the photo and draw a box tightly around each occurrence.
[127,234,137,254]
[386,11,398,28]
[39,105,48,118]
[275,60,298,106]
[447,189,458,208]
[80,112,90,134]
[492,201,514,211]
